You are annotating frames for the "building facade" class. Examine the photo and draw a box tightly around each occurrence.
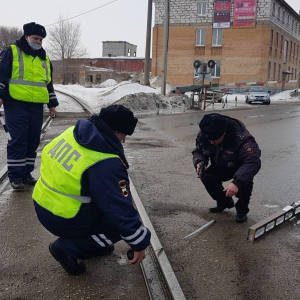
[51,57,148,85]
[102,41,137,57]
[152,0,300,88]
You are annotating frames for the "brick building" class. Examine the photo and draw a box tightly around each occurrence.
[152,0,300,88]
[102,41,137,57]
[51,57,148,85]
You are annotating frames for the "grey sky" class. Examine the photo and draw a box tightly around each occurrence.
[1,0,299,58]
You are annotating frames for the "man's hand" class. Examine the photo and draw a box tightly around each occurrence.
[224,182,239,198]
[128,250,145,264]
[196,161,205,178]
[0,98,3,108]
[49,107,56,118]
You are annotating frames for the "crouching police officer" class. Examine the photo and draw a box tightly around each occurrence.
[32,105,151,275]
[192,113,261,223]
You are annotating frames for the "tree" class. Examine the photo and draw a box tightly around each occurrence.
[0,26,22,52]
[46,17,87,84]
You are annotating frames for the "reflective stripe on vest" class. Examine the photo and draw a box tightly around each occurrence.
[8,45,51,103]
[32,126,119,218]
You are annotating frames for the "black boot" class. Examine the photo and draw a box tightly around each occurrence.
[209,198,234,213]
[49,242,85,275]
[11,181,25,191]
[23,175,37,186]
[235,213,248,223]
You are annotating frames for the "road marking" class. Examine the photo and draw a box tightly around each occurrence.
[247,115,264,118]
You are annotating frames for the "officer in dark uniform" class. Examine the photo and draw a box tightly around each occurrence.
[33,105,151,275]
[0,22,58,190]
[192,113,261,223]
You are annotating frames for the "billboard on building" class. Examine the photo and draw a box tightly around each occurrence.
[213,0,231,28]
[233,0,257,28]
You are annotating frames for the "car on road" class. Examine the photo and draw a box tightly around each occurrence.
[245,86,271,105]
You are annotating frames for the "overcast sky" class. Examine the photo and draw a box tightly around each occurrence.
[1,0,300,58]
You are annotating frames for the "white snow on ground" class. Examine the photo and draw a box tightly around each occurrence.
[54,81,299,114]
[270,89,300,102]
[98,79,117,88]
[55,82,160,113]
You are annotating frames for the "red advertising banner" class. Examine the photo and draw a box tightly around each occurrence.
[233,0,257,28]
[213,0,231,28]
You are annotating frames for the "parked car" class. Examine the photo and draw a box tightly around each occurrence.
[245,86,271,105]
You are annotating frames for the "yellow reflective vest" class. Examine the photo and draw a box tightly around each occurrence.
[33,126,119,218]
[9,44,51,103]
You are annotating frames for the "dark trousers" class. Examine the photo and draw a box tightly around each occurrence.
[34,201,121,259]
[4,101,43,182]
[201,165,253,214]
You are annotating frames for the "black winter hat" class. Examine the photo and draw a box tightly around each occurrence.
[99,105,138,135]
[199,113,228,140]
[23,22,46,38]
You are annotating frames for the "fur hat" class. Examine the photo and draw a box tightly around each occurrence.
[199,113,228,140]
[99,105,138,135]
[23,22,46,38]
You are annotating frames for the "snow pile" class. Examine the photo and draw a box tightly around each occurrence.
[115,92,191,115]
[150,76,174,95]
[98,79,118,88]
[271,89,300,101]
[55,82,161,113]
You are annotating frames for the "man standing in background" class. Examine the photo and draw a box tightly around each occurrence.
[0,22,58,190]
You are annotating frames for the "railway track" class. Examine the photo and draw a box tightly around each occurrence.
[0,90,186,300]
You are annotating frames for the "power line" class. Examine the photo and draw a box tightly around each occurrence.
[46,0,120,26]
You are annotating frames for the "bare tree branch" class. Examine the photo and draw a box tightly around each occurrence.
[0,26,22,52]
[46,17,88,84]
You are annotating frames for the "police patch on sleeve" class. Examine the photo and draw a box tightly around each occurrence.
[243,142,254,154]
[119,180,129,197]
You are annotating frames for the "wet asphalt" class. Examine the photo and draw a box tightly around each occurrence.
[0,102,299,299]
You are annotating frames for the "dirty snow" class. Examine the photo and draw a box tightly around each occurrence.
[53,80,299,115]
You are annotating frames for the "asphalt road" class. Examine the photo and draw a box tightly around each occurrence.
[0,103,299,299]
[126,102,300,300]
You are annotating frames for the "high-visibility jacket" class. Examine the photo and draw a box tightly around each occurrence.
[9,44,51,103]
[33,126,119,218]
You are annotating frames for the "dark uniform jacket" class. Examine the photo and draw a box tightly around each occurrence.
[0,36,58,108]
[34,117,151,252]
[192,115,261,188]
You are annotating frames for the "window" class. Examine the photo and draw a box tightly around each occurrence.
[268,61,271,80]
[273,63,276,80]
[282,11,285,24]
[283,40,288,63]
[197,2,208,16]
[278,64,281,80]
[270,29,273,45]
[211,60,221,78]
[272,3,275,16]
[277,7,281,20]
[196,28,206,46]
[212,28,223,46]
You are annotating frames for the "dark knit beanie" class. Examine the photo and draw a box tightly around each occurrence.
[23,22,46,38]
[99,105,138,135]
[199,113,228,140]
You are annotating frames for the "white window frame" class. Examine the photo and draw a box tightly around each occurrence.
[212,28,223,47]
[211,60,221,78]
[196,28,206,46]
[197,2,208,16]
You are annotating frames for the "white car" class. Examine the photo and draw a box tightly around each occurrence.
[245,86,271,105]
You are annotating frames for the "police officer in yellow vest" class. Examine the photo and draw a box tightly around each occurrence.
[0,22,58,190]
[33,105,151,275]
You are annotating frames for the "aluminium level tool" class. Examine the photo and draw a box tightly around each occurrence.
[248,201,300,242]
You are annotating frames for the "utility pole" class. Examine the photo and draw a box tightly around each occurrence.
[144,0,153,86]
[162,0,169,96]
